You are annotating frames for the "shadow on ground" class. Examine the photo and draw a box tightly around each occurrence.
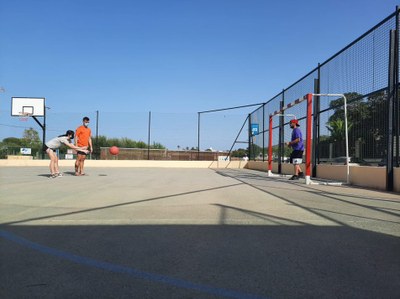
[1,167,399,298]
[1,224,399,299]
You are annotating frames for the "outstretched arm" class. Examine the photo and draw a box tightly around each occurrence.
[89,137,93,153]
[66,142,89,153]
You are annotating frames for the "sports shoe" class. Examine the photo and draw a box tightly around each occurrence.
[49,174,58,179]
[298,172,305,178]
[289,175,299,180]
[56,173,63,177]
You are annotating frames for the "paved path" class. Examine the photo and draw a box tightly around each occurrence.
[1,167,399,298]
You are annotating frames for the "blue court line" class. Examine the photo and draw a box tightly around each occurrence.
[0,229,268,299]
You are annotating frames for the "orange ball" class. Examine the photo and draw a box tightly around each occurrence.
[109,146,119,155]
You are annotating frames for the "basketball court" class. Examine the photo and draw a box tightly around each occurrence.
[1,166,399,298]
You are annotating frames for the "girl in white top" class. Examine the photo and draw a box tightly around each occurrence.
[44,130,89,178]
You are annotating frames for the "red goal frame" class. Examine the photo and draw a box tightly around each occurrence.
[268,93,313,183]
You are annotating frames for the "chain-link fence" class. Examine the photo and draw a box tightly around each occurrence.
[0,109,249,160]
[249,8,399,169]
[99,147,231,161]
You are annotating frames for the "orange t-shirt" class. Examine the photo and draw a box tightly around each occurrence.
[76,126,91,147]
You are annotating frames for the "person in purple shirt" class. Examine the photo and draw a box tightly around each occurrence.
[286,119,305,180]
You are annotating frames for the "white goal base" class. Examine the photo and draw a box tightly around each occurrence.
[267,172,345,186]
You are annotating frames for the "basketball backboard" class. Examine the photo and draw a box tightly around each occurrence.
[11,97,45,117]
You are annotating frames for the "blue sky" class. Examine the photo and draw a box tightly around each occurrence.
[0,0,398,150]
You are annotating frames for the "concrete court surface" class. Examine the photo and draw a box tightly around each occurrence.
[0,166,399,299]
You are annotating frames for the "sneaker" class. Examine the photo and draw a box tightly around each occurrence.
[56,173,63,177]
[289,175,299,180]
[298,172,305,178]
[49,174,58,179]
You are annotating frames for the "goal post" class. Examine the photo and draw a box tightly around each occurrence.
[268,93,313,184]
[267,93,349,185]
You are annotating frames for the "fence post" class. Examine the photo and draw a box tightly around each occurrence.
[197,112,200,160]
[395,6,400,168]
[248,113,252,160]
[387,29,397,191]
[305,93,313,184]
[278,90,285,174]
[268,115,273,175]
[312,66,321,178]
[262,104,265,161]
[147,111,151,160]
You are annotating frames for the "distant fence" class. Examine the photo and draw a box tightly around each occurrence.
[248,8,400,187]
[100,147,230,161]
[2,146,231,161]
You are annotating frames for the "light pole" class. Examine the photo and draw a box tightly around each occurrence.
[42,106,50,159]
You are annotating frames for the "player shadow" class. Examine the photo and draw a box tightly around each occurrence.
[37,174,52,178]
[63,171,92,176]
[37,172,89,178]
[63,171,78,176]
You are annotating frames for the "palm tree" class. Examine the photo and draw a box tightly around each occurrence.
[326,118,353,158]
[326,119,352,142]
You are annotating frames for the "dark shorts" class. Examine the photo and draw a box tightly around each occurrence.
[77,151,88,156]
[290,150,303,163]
[43,145,56,152]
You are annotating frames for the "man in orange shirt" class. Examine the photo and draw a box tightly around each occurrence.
[75,116,93,176]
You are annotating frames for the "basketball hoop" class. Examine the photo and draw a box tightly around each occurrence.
[18,112,32,122]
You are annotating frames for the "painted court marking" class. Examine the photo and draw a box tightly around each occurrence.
[0,229,268,299]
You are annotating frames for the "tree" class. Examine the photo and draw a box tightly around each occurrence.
[21,128,41,148]
[326,119,353,142]
[231,148,247,158]
[322,90,389,159]
[1,130,42,158]
[153,142,165,149]
[1,137,23,146]
[327,92,370,122]
[94,135,165,149]
[136,141,147,148]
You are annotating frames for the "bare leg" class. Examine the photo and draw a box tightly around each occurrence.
[295,165,302,175]
[75,154,86,175]
[54,156,59,174]
[47,149,59,175]
[75,158,80,175]
[80,155,86,175]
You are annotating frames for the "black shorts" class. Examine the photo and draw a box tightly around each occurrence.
[290,150,303,163]
[43,145,56,152]
[77,151,88,156]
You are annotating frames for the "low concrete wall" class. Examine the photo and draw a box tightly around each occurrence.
[246,161,304,175]
[0,159,247,169]
[209,160,248,169]
[350,166,387,191]
[246,161,267,172]
[317,164,388,190]
[316,164,348,182]
[246,161,399,192]
[394,167,400,193]
[6,155,33,160]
